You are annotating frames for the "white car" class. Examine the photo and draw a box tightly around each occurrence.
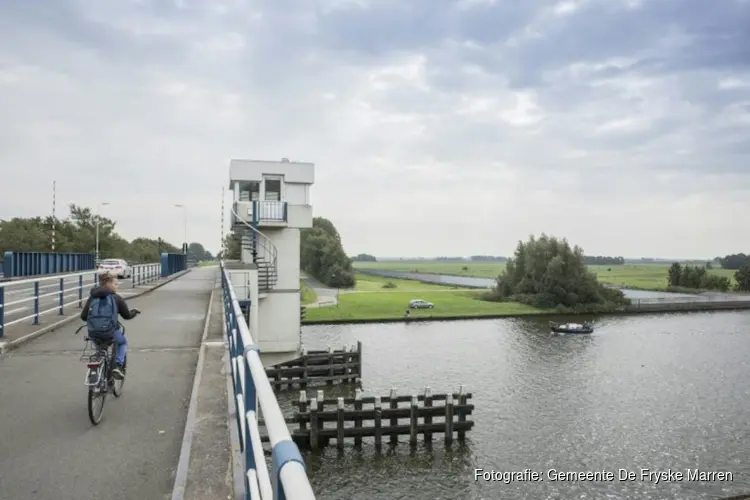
[98,259,132,279]
[408,299,434,309]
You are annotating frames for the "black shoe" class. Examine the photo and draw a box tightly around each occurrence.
[111,365,125,380]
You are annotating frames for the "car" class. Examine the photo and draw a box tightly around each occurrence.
[408,299,434,309]
[98,258,132,279]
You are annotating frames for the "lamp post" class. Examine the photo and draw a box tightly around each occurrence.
[95,202,110,264]
[174,204,187,254]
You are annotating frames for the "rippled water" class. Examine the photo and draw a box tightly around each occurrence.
[283,311,750,499]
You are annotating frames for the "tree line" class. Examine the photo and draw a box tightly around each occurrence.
[582,255,625,265]
[666,263,731,291]
[668,262,750,292]
[351,253,376,262]
[0,204,211,264]
[717,253,750,270]
[487,234,629,311]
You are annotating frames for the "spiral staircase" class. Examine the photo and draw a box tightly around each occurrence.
[230,206,278,292]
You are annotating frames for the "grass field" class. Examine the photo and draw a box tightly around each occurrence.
[352,261,737,290]
[304,273,544,322]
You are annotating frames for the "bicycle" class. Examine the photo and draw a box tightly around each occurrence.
[76,321,130,425]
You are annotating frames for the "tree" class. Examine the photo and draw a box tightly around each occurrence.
[352,253,376,262]
[0,204,204,264]
[220,233,241,260]
[667,262,682,287]
[735,264,750,292]
[188,242,213,261]
[719,253,750,270]
[668,263,731,291]
[300,217,355,288]
[487,234,629,310]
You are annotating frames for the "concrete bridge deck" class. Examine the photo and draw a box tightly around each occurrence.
[0,267,229,500]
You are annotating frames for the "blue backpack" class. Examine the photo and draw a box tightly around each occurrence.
[87,294,118,338]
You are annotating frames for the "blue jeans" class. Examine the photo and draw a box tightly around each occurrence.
[113,328,128,366]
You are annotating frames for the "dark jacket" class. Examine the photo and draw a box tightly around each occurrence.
[80,286,138,321]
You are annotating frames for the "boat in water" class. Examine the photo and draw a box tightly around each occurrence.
[549,321,594,334]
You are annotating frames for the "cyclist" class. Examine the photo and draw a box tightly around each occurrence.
[80,270,140,380]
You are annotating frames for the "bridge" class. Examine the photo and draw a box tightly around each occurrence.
[0,262,316,499]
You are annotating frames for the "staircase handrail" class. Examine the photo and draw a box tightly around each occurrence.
[230,206,278,280]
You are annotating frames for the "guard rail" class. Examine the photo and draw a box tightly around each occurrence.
[0,263,160,338]
[220,261,315,500]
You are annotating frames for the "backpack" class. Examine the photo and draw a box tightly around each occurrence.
[87,294,118,339]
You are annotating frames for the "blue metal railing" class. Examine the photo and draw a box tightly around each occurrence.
[0,263,161,338]
[2,251,95,278]
[220,262,315,500]
[161,252,188,277]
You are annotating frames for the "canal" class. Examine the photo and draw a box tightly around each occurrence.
[355,269,722,301]
[288,310,750,499]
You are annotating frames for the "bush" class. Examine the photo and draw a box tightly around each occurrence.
[484,234,630,310]
[382,281,397,289]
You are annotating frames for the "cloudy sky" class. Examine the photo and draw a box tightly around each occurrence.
[1,0,748,259]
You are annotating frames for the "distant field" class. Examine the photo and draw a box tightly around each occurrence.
[353,261,738,290]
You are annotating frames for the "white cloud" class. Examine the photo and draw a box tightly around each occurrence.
[0,0,748,258]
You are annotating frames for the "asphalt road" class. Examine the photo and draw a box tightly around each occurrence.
[1,271,160,328]
[0,266,217,500]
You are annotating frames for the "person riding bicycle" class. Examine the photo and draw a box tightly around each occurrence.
[80,270,140,380]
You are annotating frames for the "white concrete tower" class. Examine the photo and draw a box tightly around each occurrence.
[228,158,314,366]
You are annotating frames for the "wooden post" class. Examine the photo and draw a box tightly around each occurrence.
[343,343,350,381]
[317,389,326,446]
[356,340,363,381]
[337,397,345,450]
[457,385,466,441]
[389,387,398,445]
[301,347,308,390]
[298,390,307,432]
[354,388,362,447]
[374,396,382,450]
[423,386,432,442]
[409,395,418,446]
[444,394,454,446]
[310,397,319,449]
[326,345,334,384]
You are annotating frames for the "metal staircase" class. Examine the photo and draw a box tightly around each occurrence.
[230,206,278,292]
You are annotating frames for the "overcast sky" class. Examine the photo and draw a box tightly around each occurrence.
[1,0,748,259]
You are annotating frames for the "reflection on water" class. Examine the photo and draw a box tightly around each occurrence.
[282,311,750,499]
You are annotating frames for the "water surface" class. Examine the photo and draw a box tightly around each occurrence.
[288,312,750,499]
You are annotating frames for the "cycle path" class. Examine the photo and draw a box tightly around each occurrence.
[0,266,219,500]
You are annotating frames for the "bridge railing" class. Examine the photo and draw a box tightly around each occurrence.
[220,261,315,500]
[0,263,160,338]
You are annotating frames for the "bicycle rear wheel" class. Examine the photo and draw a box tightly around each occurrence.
[88,374,107,425]
[113,354,126,397]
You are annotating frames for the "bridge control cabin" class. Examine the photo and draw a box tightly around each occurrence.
[228,158,314,366]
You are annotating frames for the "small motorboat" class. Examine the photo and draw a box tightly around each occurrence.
[549,321,594,334]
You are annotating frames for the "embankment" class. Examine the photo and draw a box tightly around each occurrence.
[302,298,750,325]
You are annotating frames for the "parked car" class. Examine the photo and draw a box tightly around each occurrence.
[98,259,132,279]
[408,299,434,309]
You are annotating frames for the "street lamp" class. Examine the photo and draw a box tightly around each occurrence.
[95,202,110,264]
[174,204,187,253]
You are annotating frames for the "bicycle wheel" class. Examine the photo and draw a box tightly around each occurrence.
[113,354,126,397]
[88,369,107,425]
